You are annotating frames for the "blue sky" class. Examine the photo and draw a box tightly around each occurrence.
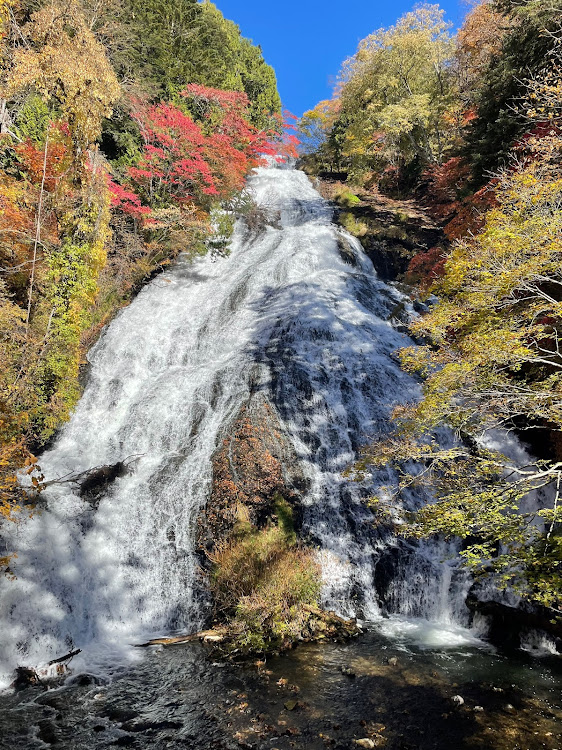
[215,1,468,117]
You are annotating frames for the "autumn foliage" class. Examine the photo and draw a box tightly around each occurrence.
[0,0,283,531]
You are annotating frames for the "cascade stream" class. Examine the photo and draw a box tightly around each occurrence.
[0,165,497,686]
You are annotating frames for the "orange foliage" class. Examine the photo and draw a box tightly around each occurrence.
[457,0,513,95]
[14,123,72,191]
[405,245,447,289]
[422,157,471,223]
[443,182,498,242]
[422,157,497,242]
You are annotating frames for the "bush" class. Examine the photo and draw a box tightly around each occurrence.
[340,211,368,237]
[333,186,361,207]
[209,501,322,653]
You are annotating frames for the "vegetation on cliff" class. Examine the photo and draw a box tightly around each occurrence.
[363,131,562,608]
[210,501,321,654]
[303,1,562,613]
[200,398,356,655]
[0,0,285,536]
[300,1,562,279]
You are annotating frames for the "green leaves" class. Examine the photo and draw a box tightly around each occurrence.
[363,121,562,609]
[334,4,459,179]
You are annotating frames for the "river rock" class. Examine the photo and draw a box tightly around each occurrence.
[198,393,307,555]
[340,666,356,677]
[11,666,40,690]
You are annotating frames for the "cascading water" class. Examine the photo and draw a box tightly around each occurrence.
[0,164,475,688]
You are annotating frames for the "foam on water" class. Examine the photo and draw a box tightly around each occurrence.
[376,615,492,651]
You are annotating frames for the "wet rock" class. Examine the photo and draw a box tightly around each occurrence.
[11,666,41,690]
[451,695,464,706]
[121,719,183,732]
[67,672,103,687]
[465,592,562,651]
[317,179,443,282]
[102,707,138,723]
[340,666,356,677]
[112,737,136,747]
[37,719,58,744]
[336,233,359,267]
[474,706,484,712]
[198,393,306,555]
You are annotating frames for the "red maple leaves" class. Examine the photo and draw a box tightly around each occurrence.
[108,85,290,219]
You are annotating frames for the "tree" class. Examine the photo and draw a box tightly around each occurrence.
[334,4,460,182]
[299,98,342,171]
[82,0,280,126]
[110,85,276,216]
[456,0,513,101]
[463,0,562,184]
[365,79,562,608]
[0,0,282,529]
[5,0,120,161]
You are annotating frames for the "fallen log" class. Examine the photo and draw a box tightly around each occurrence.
[10,649,82,690]
[46,648,81,666]
[136,629,225,647]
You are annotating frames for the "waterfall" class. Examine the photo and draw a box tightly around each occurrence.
[0,164,473,687]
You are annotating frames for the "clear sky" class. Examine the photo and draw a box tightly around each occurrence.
[214,1,468,117]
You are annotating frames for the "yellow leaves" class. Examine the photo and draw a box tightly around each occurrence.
[5,1,120,156]
[390,127,562,441]
[337,4,458,168]
[398,345,432,377]
[0,0,11,43]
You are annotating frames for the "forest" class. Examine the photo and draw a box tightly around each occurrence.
[0,1,561,746]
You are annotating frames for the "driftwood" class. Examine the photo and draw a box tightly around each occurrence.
[302,604,359,631]
[46,648,81,666]
[32,456,144,506]
[40,456,141,492]
[10,648,82,690]
[137,629,225,648]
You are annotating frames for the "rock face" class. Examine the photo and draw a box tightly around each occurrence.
[466,594,562,652]
[197,393,306,556]
[345,203,440,281]
[317,178,443,281]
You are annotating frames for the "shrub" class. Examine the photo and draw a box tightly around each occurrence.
[340,211,368,237]
[209,501,322,653]
[333,186,361,207]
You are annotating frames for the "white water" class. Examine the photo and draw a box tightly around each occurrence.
[0,165,477,687]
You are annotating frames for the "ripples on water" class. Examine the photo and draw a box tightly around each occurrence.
[0,627,560,749]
